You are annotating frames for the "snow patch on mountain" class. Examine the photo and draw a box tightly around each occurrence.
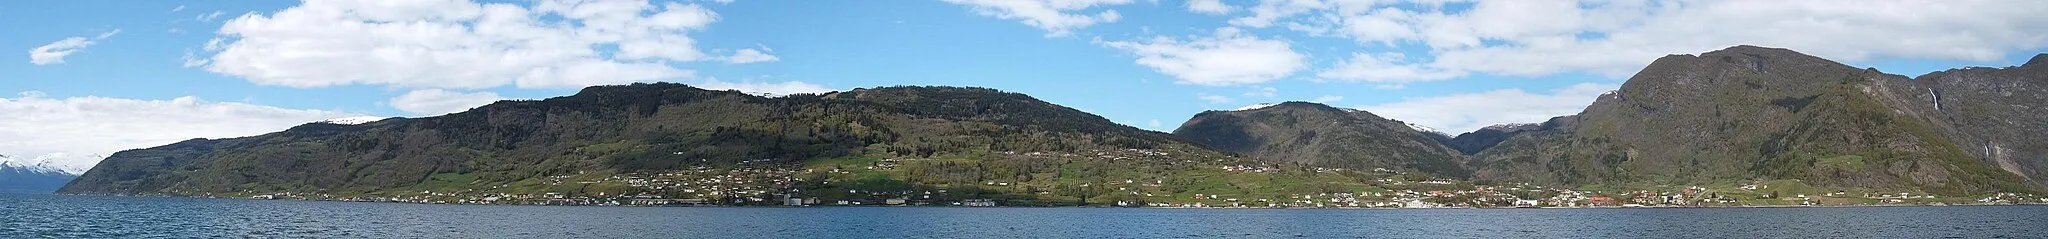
[316,116,391,125]
[1234,103,1279,111]
[1481,123,1540,131]
[1406,122,1443,134]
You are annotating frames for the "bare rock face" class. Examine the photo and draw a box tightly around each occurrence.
[1469,46,2040,195]
[1173,102,1469,178]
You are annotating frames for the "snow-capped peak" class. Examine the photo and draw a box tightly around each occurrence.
[316,116,391,125]
[1233,103,1279,111]
[0,154,72,175]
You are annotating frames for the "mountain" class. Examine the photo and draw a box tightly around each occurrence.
[1870,54,2048,187]
[1172,102,1469,178]
[1,155,79,194]
[63,84,1309,205]
[1468,46,2042,195]
[1438,123,1545,155]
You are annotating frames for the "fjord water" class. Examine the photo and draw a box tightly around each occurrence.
[4,193,2042,238]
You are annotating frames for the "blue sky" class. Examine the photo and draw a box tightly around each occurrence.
[5,0,2047,171]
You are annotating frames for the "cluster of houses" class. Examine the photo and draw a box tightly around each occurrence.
[205,148,2048,208]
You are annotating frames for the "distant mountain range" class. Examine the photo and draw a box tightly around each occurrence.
[1,155,79,194]
[57,45,2048,201]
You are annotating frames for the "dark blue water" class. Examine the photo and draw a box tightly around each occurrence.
[2,193,2043,238]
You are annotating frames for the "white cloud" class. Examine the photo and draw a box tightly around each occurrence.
[0,92,360,173]
[1248,0,2048,78]
[197,11,225,22]
[171,5,186,12]
[1312,95,1343,103]
[727,48,779,64]
[1358,82,1616,134]
[28,38,91,65]
[196,0,734,90]
[1101,27,1307,86]
[1196,93,1233,104]
[180,49,209,67]
[1316,52,1463,85]
[690,78,835,96]
[1243,86,1278,97]
[27,29,120,65]
[389,89,504,116]
[1230,0,1380,28]
[943,0,1133,36]
[1147,119,1163,128]
[1187,0,1233,14]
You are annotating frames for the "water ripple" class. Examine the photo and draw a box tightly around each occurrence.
[1,194,2044,238]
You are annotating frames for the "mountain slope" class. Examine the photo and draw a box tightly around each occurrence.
[1172,102,1469,178]
[60,84,1238,197]
[1869,54,2048,187]
[1469,46,2040,195]
[1,156,79,194]
[1439,123,1545,155]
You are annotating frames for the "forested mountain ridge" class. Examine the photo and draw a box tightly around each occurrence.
[1437,123,1547,156]
[59,84,1238,197]
[1171,102,1468,178]
[1467,46,2042,195]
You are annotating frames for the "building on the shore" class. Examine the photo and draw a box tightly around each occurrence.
[962,199,997,207]
[1589,196,1618,207]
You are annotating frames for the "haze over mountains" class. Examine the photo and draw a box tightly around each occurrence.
[58,46,2048,198]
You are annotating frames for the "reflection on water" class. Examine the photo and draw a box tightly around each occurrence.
[2,193,2042,238]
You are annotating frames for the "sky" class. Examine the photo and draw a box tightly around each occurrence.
[5,0,2048,173]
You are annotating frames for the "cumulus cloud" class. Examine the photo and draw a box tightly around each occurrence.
[943,0,1132,36]
[389,89,504,116]
[689,78,835,96]
[727,48,779,64]
[1187,0,1233,14]
[195,0,737,90]
[27,29,120,65]
[1358,82,1617,134]
[1241,0,2048,79]
[0,92,361,173]
[1100,27,1307,86]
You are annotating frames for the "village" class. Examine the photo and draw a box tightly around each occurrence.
[217,157,2046,209]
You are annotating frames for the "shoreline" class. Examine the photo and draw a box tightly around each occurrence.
[38,193,2048,209]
